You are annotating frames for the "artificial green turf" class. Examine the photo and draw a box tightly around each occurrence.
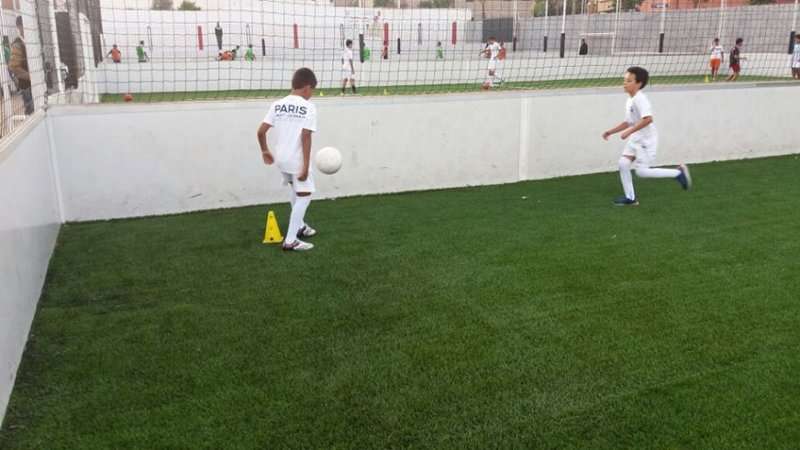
[3,155,800,449]
[100,74,791,103]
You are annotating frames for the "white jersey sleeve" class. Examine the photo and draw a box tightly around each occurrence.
[634,93,653,119]
[264,102,276,125]
[303,103,317,132]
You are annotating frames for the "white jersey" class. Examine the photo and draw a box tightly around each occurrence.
[264,95,318,175]
[710,45,724,60]
[793,43,800,68]
[342,48,354,70]
[625,91,657,143]
[487,42,501,61]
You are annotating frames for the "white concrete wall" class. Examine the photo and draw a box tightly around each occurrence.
[0,116,61,424]
[523,84,800,179]
[48,95,521,220]
[48,83,800,221]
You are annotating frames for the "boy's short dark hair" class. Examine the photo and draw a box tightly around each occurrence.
[345,39,353,47]
[626,66,649,89]
[735,38,743,45]
[713,38,719,42]
[795,34,800,40]
[292,67,318,90]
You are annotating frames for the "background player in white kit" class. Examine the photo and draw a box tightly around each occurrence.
[257,68,319,251]
[480,36,503,88]
[709,38,724,81]
[602,67,692,206]
[341,39,357,95]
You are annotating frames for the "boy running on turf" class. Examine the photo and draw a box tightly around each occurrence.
[602,66,692,206]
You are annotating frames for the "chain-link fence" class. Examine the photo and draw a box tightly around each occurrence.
[1,0,798,139]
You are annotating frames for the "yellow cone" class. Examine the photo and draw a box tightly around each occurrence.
[704,75,710,83]
[320,91,325,97]
[383,89,389,95]
[262,210,283,244]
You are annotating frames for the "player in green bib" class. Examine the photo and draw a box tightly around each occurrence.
[136,41,149,63]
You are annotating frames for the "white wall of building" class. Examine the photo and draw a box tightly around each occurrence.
[48,83,800,221]
[0,116,62,424]
[99,6,472,61]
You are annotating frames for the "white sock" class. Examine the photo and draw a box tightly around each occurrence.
[286,196,311,244]
[636,167,681,178]
[619,157,636,200]
[288,190,307,229]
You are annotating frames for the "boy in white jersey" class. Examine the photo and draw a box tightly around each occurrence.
[257,68,319,251]
[792,34,800,80]
[602,67,692,206]
[479,36,502,88]
[341,39,357,95]
[709,38,724,81]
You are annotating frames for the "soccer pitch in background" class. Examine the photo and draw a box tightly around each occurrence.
[98,75,791,103]
[2,155,800,449]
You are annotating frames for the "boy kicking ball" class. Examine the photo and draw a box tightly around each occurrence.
[602,66,691,206]
[257,68,319,251]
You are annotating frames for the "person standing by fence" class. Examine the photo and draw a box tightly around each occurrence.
[9,16,33,116]
[709,38,723,81]
[215,22,223,51]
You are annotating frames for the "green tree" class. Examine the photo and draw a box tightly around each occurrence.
[177,0,201,10]
[420,0,451,7]
[533,0,580,17]
[373,0,396,7]
[610,0,644,12]
[748,0,775,4]
[152,0,173,10]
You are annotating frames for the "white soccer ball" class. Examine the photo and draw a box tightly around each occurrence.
[315,147,342,175]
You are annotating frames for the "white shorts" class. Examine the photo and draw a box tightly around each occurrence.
[622,138,658,168]
[282,171,316,194]
[792,61,800,69]
[341,69,355,80]
[487,60,497,71]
